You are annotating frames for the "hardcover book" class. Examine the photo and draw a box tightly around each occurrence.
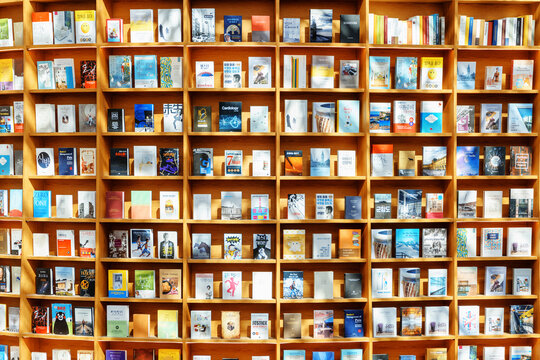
[395,228,420,258]
[369,102,391,133]
[393,100,416,132]
[457,61,476,89]
[422,228,447,257]
[313,309,334,338]
[372,229,392,259]
[457,267,478,296]
[224,16,241,42]
[428,269,447,296]
[420,101,443,133]
[190,312,211,338]
[511,59,533,90]
[372,307,396,337]
[160,57,182,88]
[108,55,132,88]
[283,18,300,42]
[456,146,480,176]
[484,266,506,296]
[221,311,240,339]
[223,61,242,88]
[192,8,215,42]
[508,103,533,133]
[252,16,270,42]
[158,9,181,42]
[371,144,393,177]
[401,307,422,335]
[484,66,502,90]
[283,271,303,299]
[510,146,531,175]
[310,9,332,42]
[369,56,390,89]
[219,102,242,132]
[484,146,506,175]
[456,228,477,257]
[222,271,242,299]
[312,102,335,132]
[283,229,305,259]
[339,60,359,88]
[337,100,360,133]
[372,268,392,298]
[422,146,446,176]
[397,189,422,219]
[195,61,214,88]
[480,103,502,133]
[374,194,391,219]
[395,57,417,89]
[340,15,360,43]
[253,234,271,259]
[248,57,271,88]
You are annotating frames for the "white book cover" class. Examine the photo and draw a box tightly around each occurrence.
[77,190,96,219]
[130,9,154,42]
[283,55,306,88]
[513,268,532,295]
[10,229,22,256]
[8,306,19,330]
[32,13,53,45]
[191,310,211,339]
[223,61,242,88]
[222,271,242,299]
[159,191,179,219]
[195,61,214,88]
[393,100,416,131]
[484,266,506,296]
[284,99,308,132]
[36,148,55,176]
[458,305,479,335]
[372,307,397,337]
[424,306,449,336]
[314,271,333,299]
[250,313,269,339]
[53,11,75,44]
[0,304,5,330]
[33,233,49,256]
[484,307,504,335]
[193,194,211,220]
[250,106,269,132]
[35,104,56,133]
[312,233,332,259]
[195,273,213,299]
[483,191,502,218]
[56,104,76,133]
[311,55,334,88]
[312,102,335,133]
[428,268,447,296]
[157,231,177,259]
[252,272,272,299]
[158,9,182,42]
[371,268,392,298]
[248,57,271,88]
[337,150,356,176]
[507,227,532,256]
[32,353,47,360]
[133,146,157,176]
[163,103,183,132]
[484,347,505,360]
[481,228,503,257]
[315,193,333,219]
[252,150,271,176]
[79,148,96,176]
[55,195,73,218]
[52,350,70,360]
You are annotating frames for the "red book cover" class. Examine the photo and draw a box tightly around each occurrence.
[106,191,124,219]
[488,21,493,45]
[502,19,506,45]
[80,60,96,88]
[384,16,388,44]
[32,306,49,334]
[251,16,270,32]
[57,238,72,256]
[424,16,428,45]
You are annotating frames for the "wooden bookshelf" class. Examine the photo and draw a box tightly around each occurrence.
[0,0,538,359]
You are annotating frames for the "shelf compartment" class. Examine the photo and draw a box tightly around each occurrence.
[102,176,183,181]
[26,218,96,223]
[188,176,276,181]
[29,89,97,94]
[370,133,452,137]
[188,259,276,264]
[27,44,97,50]
[22,333,94,341]
[280,259,367,264]
[279,88,364,93]
[188,132,276,137]
[370,176,452,181]
[457,256,537,261]
[26,294,94,301]
[103,132,183,137]
[102,88,183,93]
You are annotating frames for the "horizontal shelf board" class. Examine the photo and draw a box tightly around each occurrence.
[279,219,367,224]
[0,331,19,337]
[29,132,96,137]
[371,218,453,223]
[279,88,364,93]
[102,176,183,180]
[187,298,276,304]
[279,43,366,48]
[26,218,96,223]
[371,296,453,302]
[368,44,453,50]
[458,295,538,300]
[102,88,182,93]
[458,334,540,339]
[280,297,368,303]
[100,219,180,224]
[187,42,277,48]
[0,255,21,260]
[27,44,96,50]
[26,294,94,301]
[188,259,276,264]
[188,88,275,93]
[280,176,366,181]
[0,46,23,53]
[28,175,96,180]
[0,90,23,95]
[101,257,183,263]
[370,176,452,181]
[100,297,180,303]
[371,257,452,263]
[0,293,21,298]
[27,256,95,262]
[29,89,96,94]
[186,338,277,344]
[99,42,182,48]
[457,175,538,180]
[103,132,182,137]
[456,217,539,223]
[370,132,452,137]
[186,220,277,224]
[369,89,452,94]
[0,133,23,137]
[0,175,22,179]
[279,132,365,137]
[281,337,369,343]
[99,336,179,343]
[457,256,537,261]
[457,45,540,50]
[22,333,94,341]
[280,259,367,264]
[457,133,537,137]
[188,176,276,181]
[372,335,454,342]
[188,132,275,136]
[0,217,22,222]
[457,89,539,94]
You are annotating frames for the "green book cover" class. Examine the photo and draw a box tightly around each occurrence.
[157,309,178,338]
[0,19,9,41]
[134,269,155,298]
[106,305,129,337]
[131,190,152,218]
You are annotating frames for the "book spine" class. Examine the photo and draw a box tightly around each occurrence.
[368,13,374,44]
[384,16,388,44]
[459,16,466,45]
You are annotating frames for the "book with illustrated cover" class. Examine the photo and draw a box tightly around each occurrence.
[511,59,533,90]
[159,269,181,299]
[310,9,332,42]
[513,268,532,295]
[224,233,242,259]
[221,311,240,339]
[108,269,128,298]
[313,233,331,259]
[283,229,305,259]
[283,18,300,42]
[251,313,269,339]
[283,271,303,299]
[339,60,359,88]
[253,234,271,259]
[480,103,502,133]
[221,191,242,220]
[424,306,449,336]
[312,102,335,133]
[426,193,443,218]
[248,57,271,88]
[456,146,479,176]
[54,266,75,296]
[507,227,532,256]
[371,144,393,177]
[106,18,123,43]
[79,268,94,297]
[163,103,182,132]
[428,269,447,296]
[130,229,153,258]
[458,305,479,335]
[129,9,153,42]
[456,228,476,257]
[484,146,505,175]
[74,10,95,43]
[160,57,182,88]
[397,189,422,219]
[485,307,504,335]
[80,60,96,88]
[401,307,422,335]
[284,99,307,132]
[422,228,447,258]
[193,106,212,132]
[393,100,416,132]
[369,102,391,133]
[509,188,534,218]
[192,233,211,259]
[457,267,477,296]
[250,106,269,132]
[395,228,419,258]
[399,268,420,297]
[53,58,75,89]
[191,8,215,42]
[222,271,242,299]
[420,57,443,89]
[374,194,391,219]
[311,55,334,88]
[510,146,531,175]
[223,61,242,88]
[337,100,360,133]
[159,148,179,176]
[457,61,476,89]
[456,105,475,133]
[158,9,181,42]
[372,229,392,259]
[107,230,128,258]
[219,102,242,132]
[195,273,213,299]
[315,193,333,219]
[484,66,502,90]
[134,270,155,298]
[32,306,49,333]
[372,307,396,337]
[224,150,242,176]
[195,61,214,88]
[369,56,390,89]
[420,101,443,133]
[511,305,534,334]
[78,104,96,132]
[192,148,213,176]
[510,347,532,360]
[395,57,417,89]
[458,190,476,218]
[251,194,269,220]
[108,55,132,88]
[485,266,506,296]
[372,268,392,298]
[224,16,241,42]
[508,103,533,133]
[313,309,333,338]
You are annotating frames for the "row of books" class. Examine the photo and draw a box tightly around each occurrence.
[457,60,533,90]
[31,304,93,336]
[0,229,21,255]
[457,266,531,297]
[0,19,22,47]
[32,190,94,218]
[455,104,532,134]
[0,102,23,133]
[32,11,96,45]
[372,305,532,337]
[107,104,182,132]
[34,147,96,176]
[460,347,530,360]
[37,59,96,90]
[0,265,19,293]
[31,350,92,360]
[0,305,18,333]
[458,15,536,46]
[35,267,94,297]
[0,189,21,216]
[34,103,96,133]
[368,13,445,45]
[369,56,442,90]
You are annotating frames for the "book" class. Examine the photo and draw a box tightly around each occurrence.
[513,268,532,295]
[509,188,534,218]
[484,266,506,296]
[159,148,179,177]
[252,272,272,299]
[511,59,534,90]
[224,16,241,42]
[345,196,362,219]
[107,230,128,258]
[372,229,392,259]
[78,104,96,132]
[369,102,391,133]
[134,103,155,132]
[133,313,150,337]
[159,269,181,299]
[57,105,76,132]
[310,9,332,42]
[36,148,55,176]
[398,150,415,176]
[58,148,77,176]
[313,309,333,338]
[191,8,215,42]
[192,148,213,176]
[420,57,443,89]
[54,266,75,295]
[130,9,153,42]
[158,9,181,42]
[221,311,240,339]
[456,105,475,133]
[157,310,178,338]
[134,270,155,298]
[108,269,128,297]
[79,268,94,297]
[35,103,55,131]
[283,313,301,338]
[337,100,360,133]
[428,269,447,296]
[507,227,532,256]
[74,11,95,43]
[457,266,478,296]
[106,19,123,42]
[311,55,334,88]
[483,191,503,218]
[0,18,13,47]
[480,103,502,133]
[219,102,242,132]
[251,194,269,220]
[80,60,96,88]
[395,57,418,89]
[108,55,132,88]
[223,61,242,88]
[222,271,241,299]
[372,268,392,298]
[195,273,213,299]
[393,100,416,132]
[339,229,361,258]
[426,193,443,218]
[395,228,420,258]
[32,12,53,45]
[221,191,242,220]
[284,351,305,360]
[251,313,269,339]
[32,306,49,333]
[458,190,477,218]
[397,189,422,219]
[369,56,390,89]
[312,102,335,132]
[424,306,449,336]
[33,190,51,218]
[252,150,270,176]
[343,309,363,337]
[283,18,300,42]
[224,233,242,259]
[399,268,420,297]
[344,273,362,298]
[73,308,93,336]
[193,194,211,220]
[314,271,333,299]
[484,307,504,335]
[283,229,305,259]
[508,103,533,133]
[315,193,333,219]
[130,229,153,258]
[456,228,477,257]
[456,146,479,176]
[340,15,360,43]
[283,271,303,299]
[510,146,531,175]
[160,57,182,88]
[422,228,447,257]
[8,189,22,217]
[79,148,96,176]
[106,305,129,337]
[253,234,271,260]
[484,66,502,90]
[250,106,269,132]
[195,61,214,88]
[284,99,307,132]
[484,146,505,175]
[192,106,212,132]
[420,101,443,133]
[510,305,533,334]
[33,234,50,257]
[457,61,476,89]
[248,57,271,88]
[56,229,74,256]
[252,16,270,42]
[133,145,156,175]
[401,307,422,335]
[510,347,532,360]
[341,350,363,360]
[374,194,391,219]
[339,60,359,88]
[163,103,183,132]
[372,307,396,336]
[51,303,73,335]
[371,144,393,176]
[158,231,177,258]
[458,305,479,335]
[0,59,14,90]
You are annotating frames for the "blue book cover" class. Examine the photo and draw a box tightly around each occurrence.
[33,190,51,218]
[134,104,154,132]
[400,356,416,360]
[51,303,73,335]
[106,350,127,360]
[310,148,330,176]
[457,62,476,90]
[284,350,306,360]
[37,61,55,89]
[64,64,75,89]
[344,309,364,337]
[345,196,362,219]
[395,57,417,89]
[313,352,334,360]
[420,101,443,133]
[283,271,303,299]
[134,55,157,88]
[108,55,132,88]
[369,56,390,89]
[492,21,498,45]
[397,189,422,219]
[219,101,242,131]
[456,146,480,176]
[8,189,22,217]
[0,152,9,175]
[468,17,474,45]
[58,147,76,175]
[0,345,6,359]
[283,18,300,42]
[224,15,242,42]
[395,228,420,258]
[338,100,360,133]
[341,349,363,360]
[508,103,533,133]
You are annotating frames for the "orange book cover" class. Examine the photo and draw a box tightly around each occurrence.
[284,150,303,176]
[407,20,412,44]
[133,313,151,337]
[57,238,72,256]
[371,144,393,155]
[338,229,362,258]
[252,16,270,32]
[32,12,51,22]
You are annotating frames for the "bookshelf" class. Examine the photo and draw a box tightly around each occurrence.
[0,0,538,358]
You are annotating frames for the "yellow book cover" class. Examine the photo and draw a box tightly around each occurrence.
[158,349,180,360]
[398,150,416,176]
[108,269,128,297]
[426,348,447,360]
[420,57,443,90]
[465,17,470,45]
[221,311,240,339]
[159,269,181,299]
[523,16,529,47]
[338,229,361,258]
[0,58,13,90]
[74,10,96,43]
[283,229,305,259]
[157,309,178,338]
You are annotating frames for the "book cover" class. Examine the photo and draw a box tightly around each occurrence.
[510,305,534,334]
[108,55,132,88]
[422,228,447,257]
[458,305,479,335]
[369,56,390,89]
[401,307,422,335]
[106,18,122,42]
[372,268,392,298]
[158,9,181,42]
[251,194,269,220]
[106,305,129,337]
[157,309,178,338]
[395,228,420,258]
[163,103,183,132]
[283,18,300,42]
[310,9,332,42]
[130,228,153,258]
[221,311,240,339]
[509,188,534,218]
[250,106,269,132]
[374,194,391,219]
[74,10,96,43]
[485,266,506,296]
[420,101,443,133]
[159,148,179,176]
[130,9,153,42]
[420,57,443,89]
[397,189,422,219]
[193,106,212,132]
[457,267,478,296]
[108,269,128,298]
[221,191,242,220]
[480,103,502,133]
[344,273,362,298]
[340,15,360,43]
[393,100,416,132]
[250,313,269,339]
[369,102,391,133]
[224,233,242,259]
[219,102,242,132]
[191,8,215,42]
[337,100,360,133]
[134,269,155,298]
[222,271,242,299]
[511,59,533,90]
[51,303,72,335]
[253,233,271,259]
[485,307,504,335]
[283,229,305,258]
[195,61,214,88]
[74,307,93,336]
[398,150,415,176]
[371,144,393,176]
[283,271,303,299]
[248,57,271,88]
[107,230,128,258]
[428,269,447,296]
[223,61,242,88]
[339,60,359,88]
[252,15,270,42]
[422,146,446,176]
[424,306,449,336]
[313,309,333,338]
[311,55,334,88]
[283,313,301,338]
[456,146,480,176]
[159,269,181,299]
[344,196,362,219]
[312,102,335,132]
[456,105,475,133]
[457,61,476,89]
[372,229,392,259]
[160,57,182,88]
[456,228,477,257]
[344,309,363,337]
[372,307,396,336]
[224,16,242,42]
[508,103,532,133]
[395,57,417,89]
[284,99,307,132]
[510,146,531,175]
[80,60,96,88]
[79,268,95,297]
[484,66,502,90]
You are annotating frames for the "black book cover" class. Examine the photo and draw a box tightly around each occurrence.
[340,15,360,43]
[218,101,242,132]
[192,148,213,176]
[109,148,129,176]
[484,146,506,175]
[107,108,124,132]
[36,268,52,295]
[79,268,95,297]
[344,273,362,298]
[80,60,96,88]
[159,148,180,176]
[193,106,212,132]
